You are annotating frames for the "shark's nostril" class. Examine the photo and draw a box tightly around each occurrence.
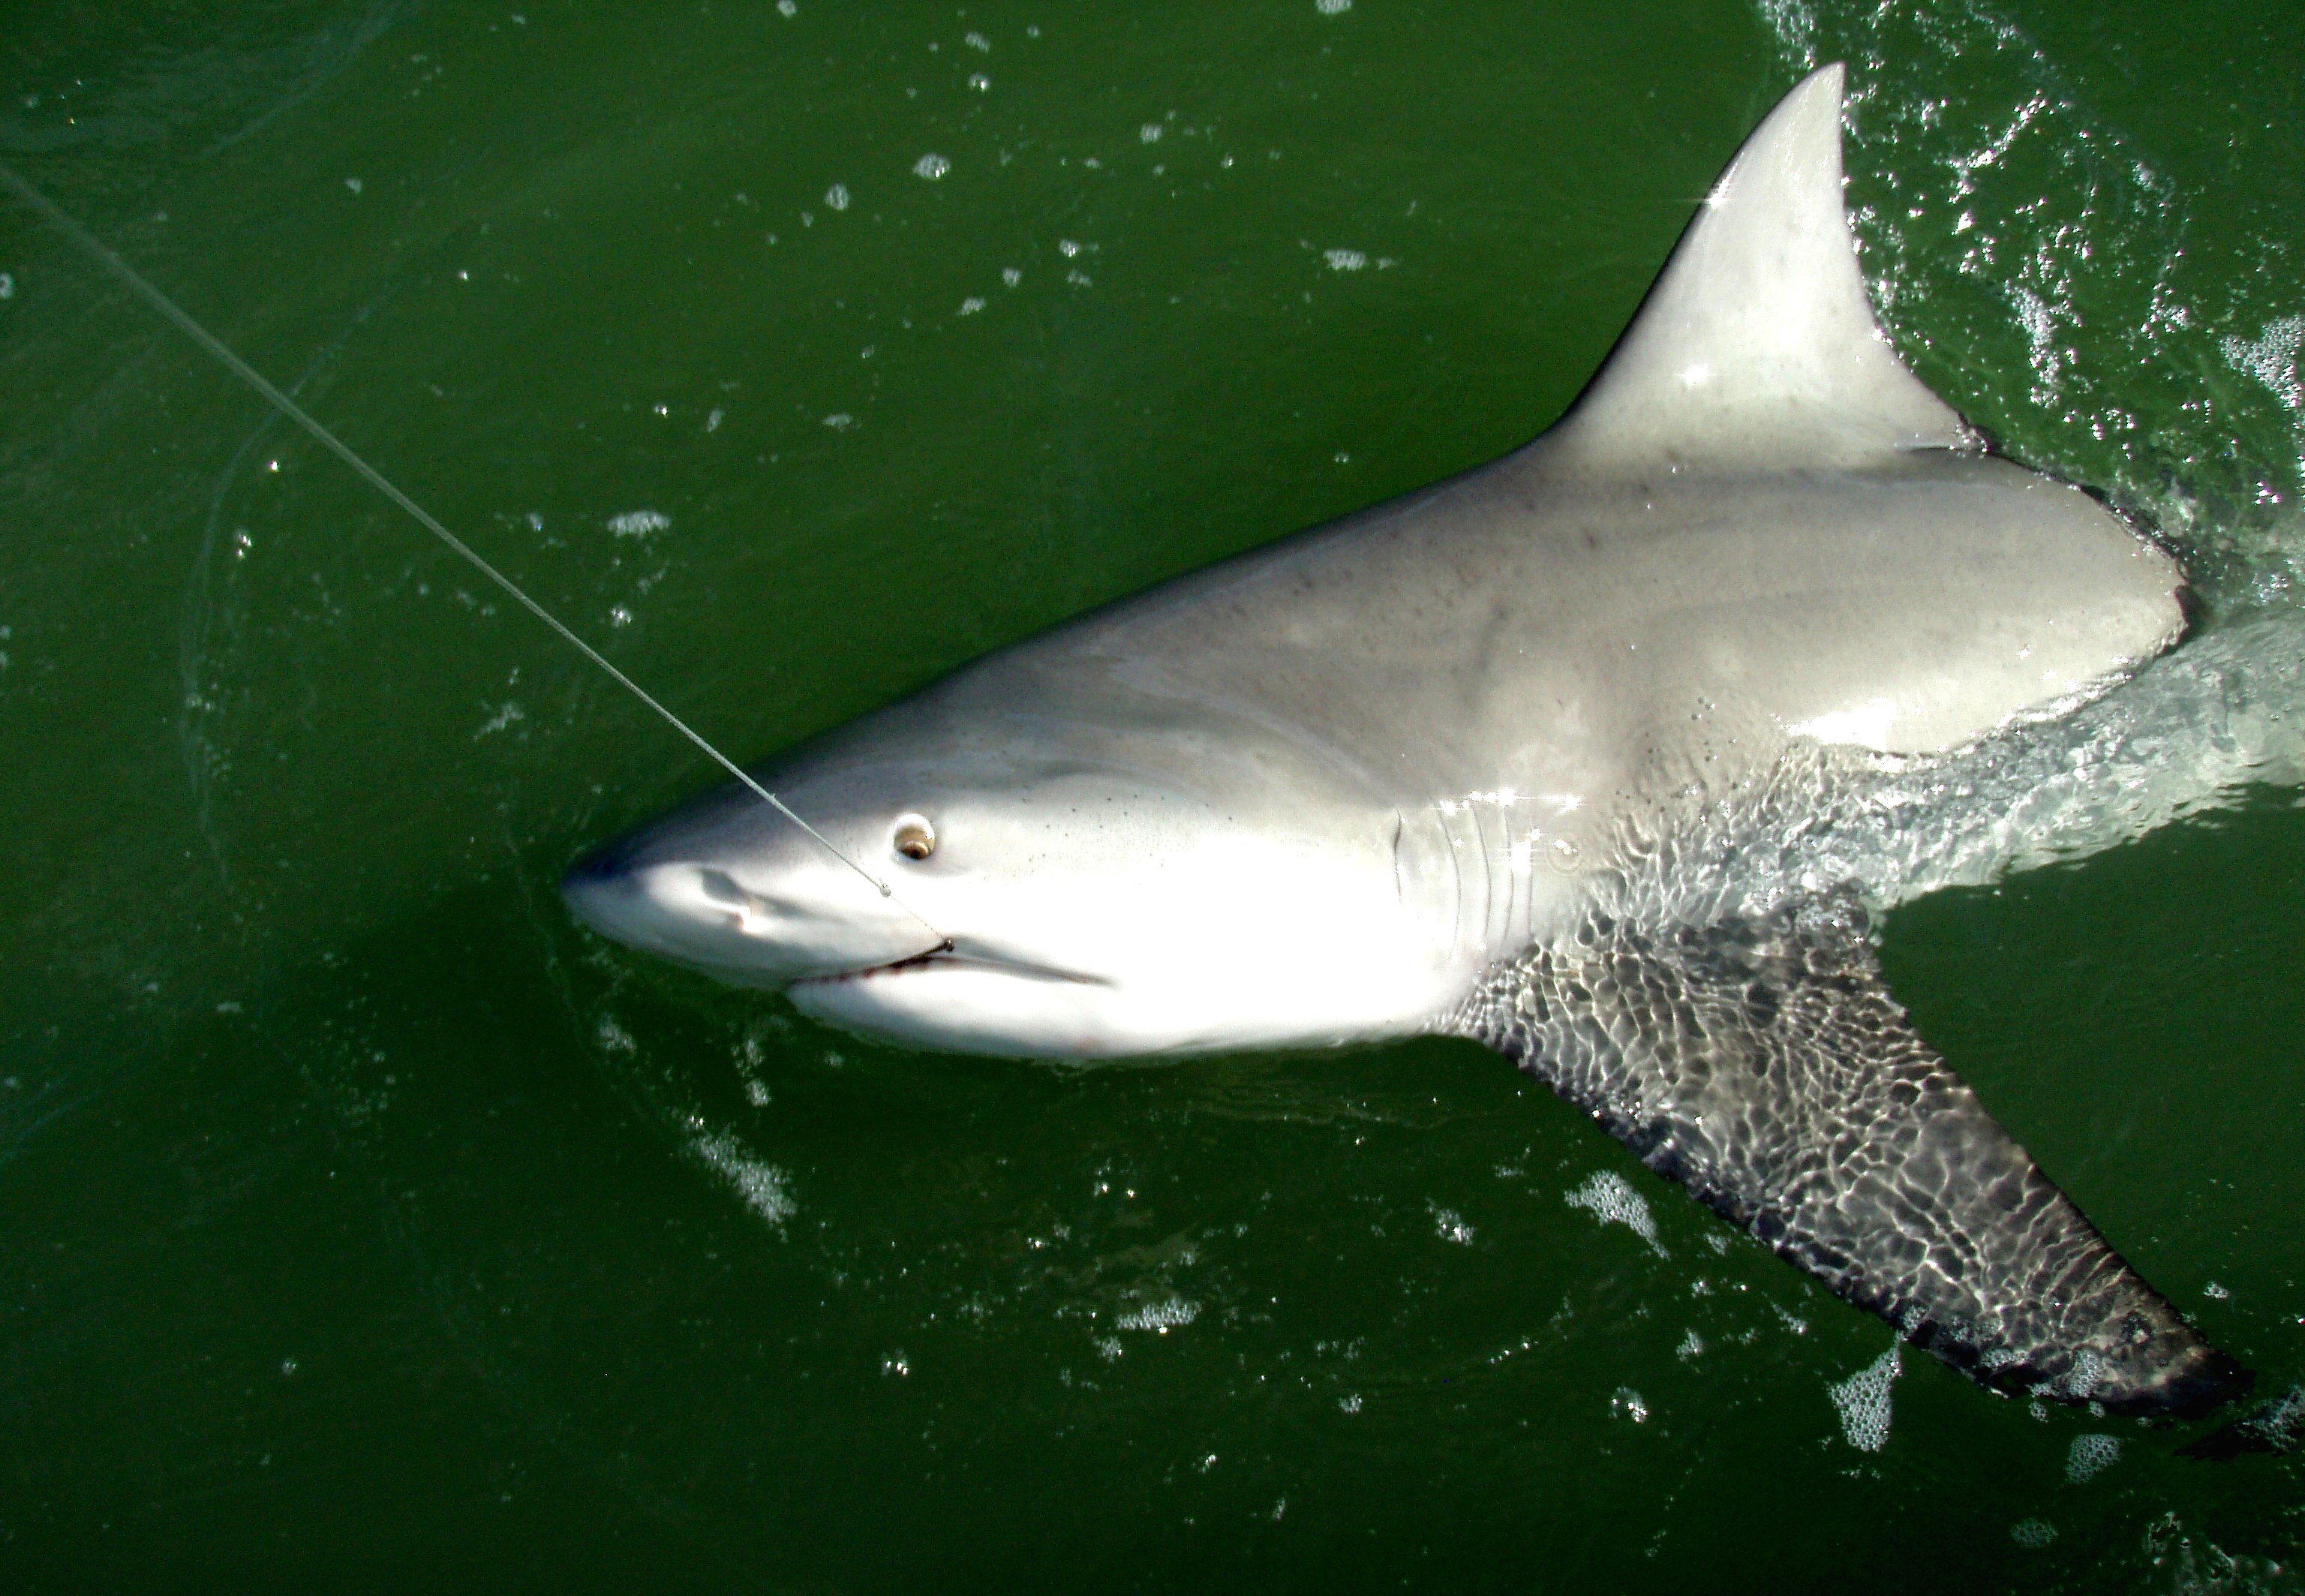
[700,869,804,937]
[697,869,750,908]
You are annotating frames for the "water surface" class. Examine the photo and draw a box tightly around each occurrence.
[4,1,2303,1587]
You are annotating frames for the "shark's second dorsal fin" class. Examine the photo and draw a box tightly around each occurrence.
[1540,65,1974,474]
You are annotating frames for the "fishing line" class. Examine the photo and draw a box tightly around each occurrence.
[0,161,938,930]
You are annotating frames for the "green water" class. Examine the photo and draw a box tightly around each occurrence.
[5,0,2303,1587]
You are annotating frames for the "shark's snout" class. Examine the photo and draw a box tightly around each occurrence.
[559,843,676,949]
[560,839,937,985]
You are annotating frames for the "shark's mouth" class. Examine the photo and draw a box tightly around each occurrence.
[795,941,1113,990]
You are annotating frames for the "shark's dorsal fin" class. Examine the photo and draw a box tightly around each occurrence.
[1541,65,1975,473]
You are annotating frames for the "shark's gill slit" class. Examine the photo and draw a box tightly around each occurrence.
[0,161,939,942]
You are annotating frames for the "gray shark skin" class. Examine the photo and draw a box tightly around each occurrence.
[566,67,2259,1417]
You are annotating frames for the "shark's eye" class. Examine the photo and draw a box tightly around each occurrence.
[892,813,937,861]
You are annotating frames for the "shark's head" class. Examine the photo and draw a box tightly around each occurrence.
[562,677,1474,1058]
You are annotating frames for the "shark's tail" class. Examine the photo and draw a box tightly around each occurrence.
[1985,609,2305,873]
[1807,606,2305,912]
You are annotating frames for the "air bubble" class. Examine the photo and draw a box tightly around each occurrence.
[2066,1433,2122,1483]
[691,1129,795,1225]
[1829,1344,1901,1452]
[1564,1170,1666,1255]
[2222,317,2305,413]
[1117,1297,1198,1333]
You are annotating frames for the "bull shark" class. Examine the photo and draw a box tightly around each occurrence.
[564,66,2275,1418]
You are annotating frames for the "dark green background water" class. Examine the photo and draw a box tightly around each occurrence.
[5,1,2303,1588]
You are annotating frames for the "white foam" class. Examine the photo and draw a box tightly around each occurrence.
[2065,1432,2122,1483]
[690,1130,795,1225]
[606,509,670,537]
[1564,1170,1666,1255]
[2007,281,2066,397]
[1316,0,1352,13]
[2010,1519,2057,1549]
[1828,1344,1901,1452]
[1611,1387,1649,1423]
[1430,1205,1475,1245]
[1117,1297,1198,1333]
[1324,248,1367,272]
[2222,315,2305,414]
[824,183,850,211]
[913,153,951,181]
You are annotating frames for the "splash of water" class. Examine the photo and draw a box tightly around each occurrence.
[1755,0,2305,612]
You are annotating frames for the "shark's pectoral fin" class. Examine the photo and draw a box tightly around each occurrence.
[1450,894,2249,1418]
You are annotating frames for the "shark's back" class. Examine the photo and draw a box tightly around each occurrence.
[1037,446,2180,795]
[963,67,2182,828]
